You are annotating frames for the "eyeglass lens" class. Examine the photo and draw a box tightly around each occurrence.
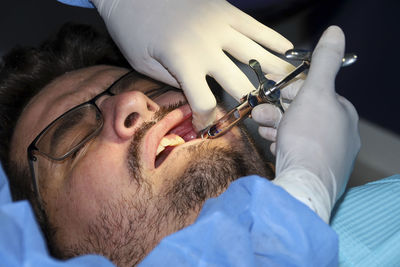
[33,72,176,160]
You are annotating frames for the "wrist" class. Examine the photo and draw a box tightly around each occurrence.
[275,137,338,205]
[273,167,333,223]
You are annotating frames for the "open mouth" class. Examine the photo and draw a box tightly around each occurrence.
[155,116,198,168]
[142,104,200,170]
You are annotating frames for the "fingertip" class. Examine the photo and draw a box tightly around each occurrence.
[265,73,282,82]
[192,107,217,132]
[251,104,282,127]
[180,78,217,131]
[323,25,345,42]
[267,58,295,75]
[256,25,293,54]
[313,25,345,60]
[275,39,294,55]
[258,126,277,141]
[307,25,346,86]
[270,142,276,156]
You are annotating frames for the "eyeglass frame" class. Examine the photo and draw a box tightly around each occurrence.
[27,70,180,201]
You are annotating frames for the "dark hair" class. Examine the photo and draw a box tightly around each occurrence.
[0,23,130,254]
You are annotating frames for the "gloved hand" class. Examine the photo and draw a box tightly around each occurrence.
[90,0,294,130]
[255,26,360,223]
[251,76,303,155]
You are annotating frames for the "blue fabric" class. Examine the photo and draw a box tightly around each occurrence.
[0,164,114,266]
[57,0,94,8]
[0,162,338,266]
[141,176,338,266]
[331,175,400,267]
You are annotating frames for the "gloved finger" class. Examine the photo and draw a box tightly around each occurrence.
[224,30,294,75]
[155,50,217,130]
[176,72,217,130]
[266,72,306,83]
[208,54,256,101]
[251,103,282,127]
[258,126,277,141]
[226,4,293,53]
[263,74,303,102]
[182,77,217,131]
[270,142,276,156]
[265,73,282,82]
[306,26,345,92]
[138,57,180,88]
[279,78,303,100]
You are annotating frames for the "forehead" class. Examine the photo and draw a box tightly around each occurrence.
[10,65,158,164]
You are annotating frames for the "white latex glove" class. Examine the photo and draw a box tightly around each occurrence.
[91,0,294,130]
[259,26,360,223]
[251,76,303,155]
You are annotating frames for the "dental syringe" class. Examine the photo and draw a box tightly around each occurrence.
[199,49,357,139]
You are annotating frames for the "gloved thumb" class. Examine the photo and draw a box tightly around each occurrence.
[306,26,345,92]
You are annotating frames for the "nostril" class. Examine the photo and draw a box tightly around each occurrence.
[124,112,139,128]
[147,103,156,112]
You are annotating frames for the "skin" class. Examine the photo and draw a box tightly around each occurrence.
[10,65,269,265]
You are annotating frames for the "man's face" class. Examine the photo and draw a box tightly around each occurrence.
[11,65,270,266]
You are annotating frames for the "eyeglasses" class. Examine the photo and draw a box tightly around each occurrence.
[27,70,179,200]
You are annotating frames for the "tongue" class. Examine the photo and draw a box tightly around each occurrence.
[168,118,197,142]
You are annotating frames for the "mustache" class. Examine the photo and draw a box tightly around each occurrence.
[127,100,188,186]
[152,100,187,122]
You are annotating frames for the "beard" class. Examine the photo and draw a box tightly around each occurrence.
[65,103,274,266]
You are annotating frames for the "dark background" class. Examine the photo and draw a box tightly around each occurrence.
[248,0,400,135]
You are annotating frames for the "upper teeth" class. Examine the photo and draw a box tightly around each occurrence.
[156,134,185,156]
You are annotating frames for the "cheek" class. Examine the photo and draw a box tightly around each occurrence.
[68,151,128,209]
[150,129,241,194]
[50,146,135,239]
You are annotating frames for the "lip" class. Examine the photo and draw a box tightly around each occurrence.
[142,104,197,169]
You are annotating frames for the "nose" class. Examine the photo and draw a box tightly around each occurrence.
[100,91,159,140]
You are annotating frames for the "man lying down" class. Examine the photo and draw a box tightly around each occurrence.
[0,23,360,266]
